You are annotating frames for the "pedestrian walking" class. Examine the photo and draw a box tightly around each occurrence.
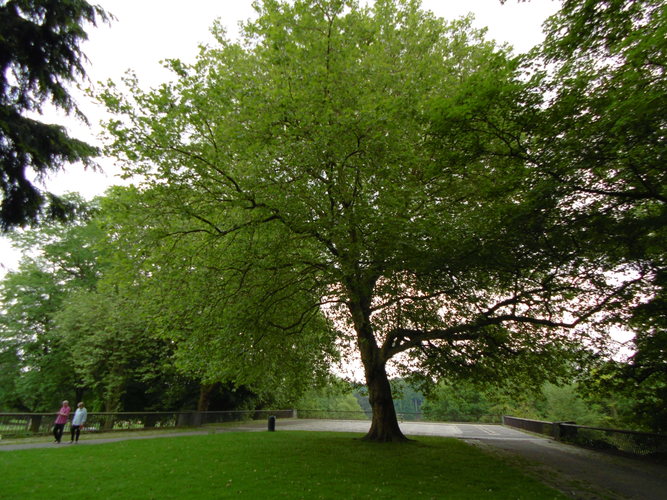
[70,402,87,443]
[53,400,70,443]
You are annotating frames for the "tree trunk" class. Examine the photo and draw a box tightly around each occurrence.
[197,382,220,411]
[362,359,408,442]
[75,387,85,405]
[348,285,408,442]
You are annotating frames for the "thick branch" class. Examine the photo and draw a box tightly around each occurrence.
[382,272,646,360]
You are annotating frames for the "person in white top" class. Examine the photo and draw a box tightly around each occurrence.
[70,402,87,443]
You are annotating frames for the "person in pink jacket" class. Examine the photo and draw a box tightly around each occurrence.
[53,400,70,443]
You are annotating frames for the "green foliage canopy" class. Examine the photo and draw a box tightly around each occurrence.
[98,0,645,441]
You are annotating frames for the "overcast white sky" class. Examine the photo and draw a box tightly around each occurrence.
[1,0,561,274]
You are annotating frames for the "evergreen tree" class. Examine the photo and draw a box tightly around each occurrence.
[0,0,107,229]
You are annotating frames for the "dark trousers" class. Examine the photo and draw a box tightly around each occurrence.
[70,425,81,442]
[53,423,65,442]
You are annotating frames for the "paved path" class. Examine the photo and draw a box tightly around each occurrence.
[2,419,665,499]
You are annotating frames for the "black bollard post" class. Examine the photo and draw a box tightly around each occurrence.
[268,415,276,431]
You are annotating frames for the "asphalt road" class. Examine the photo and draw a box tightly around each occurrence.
[2,419,665,499]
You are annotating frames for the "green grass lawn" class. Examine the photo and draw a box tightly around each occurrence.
[0,431,566,499]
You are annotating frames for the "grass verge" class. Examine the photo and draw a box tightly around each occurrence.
[0,431,566,499]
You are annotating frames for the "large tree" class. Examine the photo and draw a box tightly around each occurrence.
[525,0,666,429]
[0,0,107,229]
[0,193,200,412]
[100,0,638,441]
[54,286,180,412]
[438,0,666,431]
[0,194,97,410]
